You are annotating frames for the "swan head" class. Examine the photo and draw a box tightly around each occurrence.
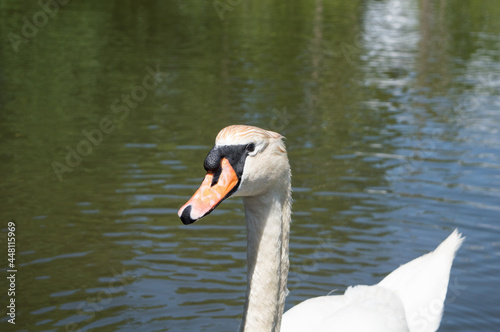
[178,125,289,225]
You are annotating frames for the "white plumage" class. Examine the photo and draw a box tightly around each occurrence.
[281,230,464,332]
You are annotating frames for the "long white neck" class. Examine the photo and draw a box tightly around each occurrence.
[239,178,292,332]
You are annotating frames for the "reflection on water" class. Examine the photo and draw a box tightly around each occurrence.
[1,0,499,331]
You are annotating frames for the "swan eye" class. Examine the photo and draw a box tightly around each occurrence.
[246,143,256,153]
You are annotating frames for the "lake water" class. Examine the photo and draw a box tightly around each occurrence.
[1,0,499,331]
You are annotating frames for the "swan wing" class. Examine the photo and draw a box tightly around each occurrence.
[378,229,464,332]
[281,230,463,332]
[281,285,409,332]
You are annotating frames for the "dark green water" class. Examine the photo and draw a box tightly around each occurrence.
[1,0,499,331]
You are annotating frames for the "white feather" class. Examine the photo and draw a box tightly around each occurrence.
[281,230,464,332]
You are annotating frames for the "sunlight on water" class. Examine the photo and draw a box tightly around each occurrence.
[1,0,499,331]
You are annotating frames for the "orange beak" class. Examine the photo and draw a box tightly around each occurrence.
[178,158,239,224]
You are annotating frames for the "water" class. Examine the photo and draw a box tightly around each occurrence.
[1,0,499,331]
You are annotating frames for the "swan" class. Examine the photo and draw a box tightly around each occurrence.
[178,125,464,332]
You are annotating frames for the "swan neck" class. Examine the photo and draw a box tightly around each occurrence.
[240,184,291,332]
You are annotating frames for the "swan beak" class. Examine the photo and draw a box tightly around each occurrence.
[178,158,239,225]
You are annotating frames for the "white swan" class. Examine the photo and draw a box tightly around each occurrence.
[178,125,464,332]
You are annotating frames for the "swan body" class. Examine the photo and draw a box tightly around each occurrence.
[281,229,464,332]
[178,125,464,332]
